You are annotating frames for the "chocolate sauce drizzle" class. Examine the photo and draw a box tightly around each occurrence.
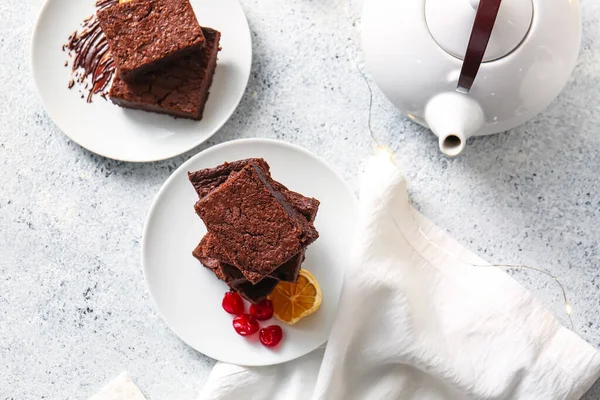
[64,0,118,102]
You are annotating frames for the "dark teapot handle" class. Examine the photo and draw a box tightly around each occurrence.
[457,0,503,93]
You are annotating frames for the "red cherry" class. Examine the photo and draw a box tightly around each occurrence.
[233,314,259,336]
[259,325,283,347]
[222,292,244,315]
[249,299,274,321]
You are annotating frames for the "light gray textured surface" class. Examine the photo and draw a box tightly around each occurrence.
[1,0,599,398]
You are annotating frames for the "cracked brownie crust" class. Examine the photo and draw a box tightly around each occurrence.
[188,158,320,222]
[97,0,205,80]
[109,27,220,120]
[194,163,319,284]
[199,230,306,283]
[188,159,271,199]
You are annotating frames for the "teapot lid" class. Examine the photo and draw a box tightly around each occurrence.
[425,0,533,62]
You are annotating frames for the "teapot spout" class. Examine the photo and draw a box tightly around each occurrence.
[438,132,466,157]
[424,92,485,157]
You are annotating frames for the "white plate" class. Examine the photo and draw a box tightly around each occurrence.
[141,139,358,366]
[31,0,251,162]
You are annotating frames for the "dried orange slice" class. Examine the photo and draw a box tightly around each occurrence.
[268,269,322,325]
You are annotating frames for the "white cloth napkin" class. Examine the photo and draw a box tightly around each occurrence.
[89,372,146,400]
[199,154,600,400]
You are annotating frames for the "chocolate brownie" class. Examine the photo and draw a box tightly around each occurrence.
[227,275,279,304]
[109,27,220,120]
[198,231,305,284]
[188,158,320,222]
[194,163,319,284]
[193,238,278,303]
[188,159,271,199]
[97,0,205,80]
[189,159,319,282]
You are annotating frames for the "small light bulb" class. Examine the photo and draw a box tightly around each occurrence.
[565,305,572,315]
[375,145,393,161]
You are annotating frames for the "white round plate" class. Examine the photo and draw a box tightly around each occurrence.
[31,0,251,162]
[142,139,358,366]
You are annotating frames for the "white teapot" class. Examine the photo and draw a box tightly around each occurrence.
[361,0,581,156]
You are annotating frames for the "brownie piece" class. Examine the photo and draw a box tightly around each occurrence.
[97,0,205,80]
[188,159,271,199]
[188,158,320,222]
[227,275,279,304]
[198,231,305,283]
[193,238,278,303]
[109,27,220,120]
[189,159,319,282]
[195,164,319,284]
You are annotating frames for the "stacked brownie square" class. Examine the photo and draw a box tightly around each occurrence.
[189,159,320,303]
[97,0,221,120]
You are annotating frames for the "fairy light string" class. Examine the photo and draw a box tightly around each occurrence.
[356,64,575,330]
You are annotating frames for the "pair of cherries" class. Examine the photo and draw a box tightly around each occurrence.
[222,292,283,347]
